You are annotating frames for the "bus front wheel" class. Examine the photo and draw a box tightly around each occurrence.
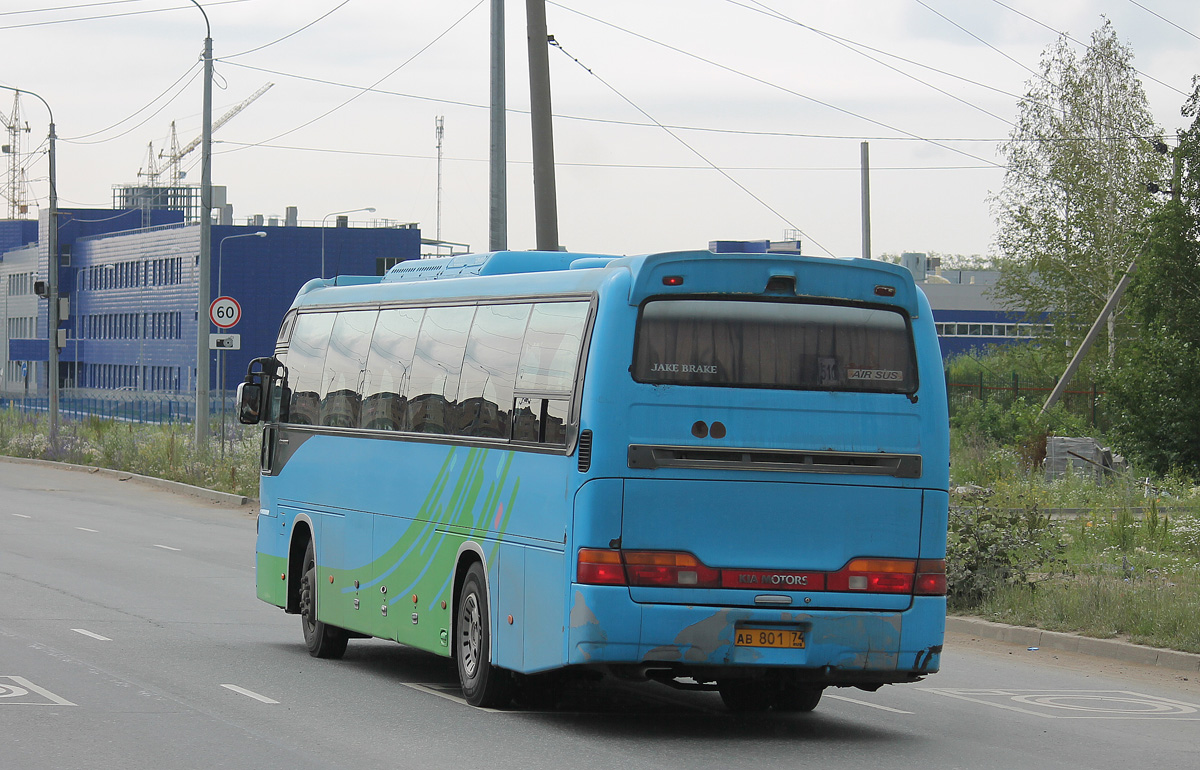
[300,540,348,659]
[456,562,514,708]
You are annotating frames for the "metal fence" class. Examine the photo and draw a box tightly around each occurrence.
[945,370,1104,428]
[0,389,238,426]
[3,377,1104,429]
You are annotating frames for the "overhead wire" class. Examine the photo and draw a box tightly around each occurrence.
[549,36,836,257]
[217,139,994,171]
[0,0,251,31]
[986,0,1189,98]
[913,0,1180,158]
[61,62,201,143]
[547,2,1007,172]
[1125,0,1200,43]
[222,0,353,59]
[206,0,485,165]
[731,0,1017,126]
[0,0,162,18]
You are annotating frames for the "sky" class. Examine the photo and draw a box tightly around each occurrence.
[2,0,1199,259]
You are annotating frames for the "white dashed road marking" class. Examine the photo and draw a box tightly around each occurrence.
[71,628,111,641]
[221,684,279,704]
[921,689,1200,720]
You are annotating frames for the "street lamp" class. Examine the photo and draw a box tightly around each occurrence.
[191,0,215,452]
[321,207,375,279]
[217,230,266,457]
[0,85,58,448]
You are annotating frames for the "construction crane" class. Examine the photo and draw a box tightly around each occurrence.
[135,82,274,187]
[2,92,32,219]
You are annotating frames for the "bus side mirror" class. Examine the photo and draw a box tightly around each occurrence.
[237,381,263,425]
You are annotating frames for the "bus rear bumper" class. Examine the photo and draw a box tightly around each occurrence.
[567,585,944,683]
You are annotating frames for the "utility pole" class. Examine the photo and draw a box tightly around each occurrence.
[860,141,872,260]
[192,0,214,452]
[527,0,559,251]
[47,113,58,447]
[489,0,507,252]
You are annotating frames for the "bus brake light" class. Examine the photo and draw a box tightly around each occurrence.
[577,548,625,585]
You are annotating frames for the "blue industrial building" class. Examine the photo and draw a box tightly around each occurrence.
[899,253,1045,360]
[1,210,421,399]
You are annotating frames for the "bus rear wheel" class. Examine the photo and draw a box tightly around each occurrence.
[773,683,823,712]
[299,540,348,659]
[455,562,514,708]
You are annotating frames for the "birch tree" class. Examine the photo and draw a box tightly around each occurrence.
[992,20,1167,364]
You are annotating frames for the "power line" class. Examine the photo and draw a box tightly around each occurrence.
[548,2,1008,172]
[218,56,1171,149]
[731,0,1017,126]
[222,0,353,59]
[987,0,1189,97]
[216,138,997,171]
[211,0,485,161]
[911,0,1040,80]
[61,63,201,143]
[0,0,163,18]
[0,0,251,31]
[550,36,836,257]
[1125,0,1200,42]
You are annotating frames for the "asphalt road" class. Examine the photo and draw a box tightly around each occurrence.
[2,459,1198,770]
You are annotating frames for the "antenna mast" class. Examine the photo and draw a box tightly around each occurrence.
[435,115,445,243]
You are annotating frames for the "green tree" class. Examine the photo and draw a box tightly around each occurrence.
[992,20,1168,368]
[1104,79,1200,474]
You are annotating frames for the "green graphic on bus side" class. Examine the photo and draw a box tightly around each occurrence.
[313,445,519,655]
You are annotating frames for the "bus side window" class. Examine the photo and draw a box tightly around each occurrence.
[320,310,377,428]
[460,303,530,439]
[512,301,589,445]
[512,397,570,444]
[286,313,335,425]
[360,307,424,431]
[406,305,475,435]
[516,302,589,392]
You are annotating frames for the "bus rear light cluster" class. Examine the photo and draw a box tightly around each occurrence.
[577,550,946,596]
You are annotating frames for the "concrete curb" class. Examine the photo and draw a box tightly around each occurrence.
[0,454,253,507]
[947,616,1200,673]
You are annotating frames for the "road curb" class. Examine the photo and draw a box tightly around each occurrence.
[0,454,253,507]
[947,616,1200,673]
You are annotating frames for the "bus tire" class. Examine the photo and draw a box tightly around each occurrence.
[773,683,823,712]
[456,562,514,708]
[300,540,348,659]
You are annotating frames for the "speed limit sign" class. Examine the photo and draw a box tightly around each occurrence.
[210,296,242,329]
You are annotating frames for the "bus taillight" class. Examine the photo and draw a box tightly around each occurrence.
[827,559,916,594]
[577,549,626,585]
[914,559,947,596]
[622,551,721,588]
[576,549,722,588]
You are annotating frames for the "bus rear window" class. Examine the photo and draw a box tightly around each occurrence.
[633,298,917,393]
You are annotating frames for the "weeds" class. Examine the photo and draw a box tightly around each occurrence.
[0,407,259,497]
[950,429,1200,652]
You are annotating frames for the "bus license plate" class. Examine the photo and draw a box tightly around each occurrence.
[734,628,805,649]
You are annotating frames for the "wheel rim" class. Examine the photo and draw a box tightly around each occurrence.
[300,564,316,637]
[459,591,482,679]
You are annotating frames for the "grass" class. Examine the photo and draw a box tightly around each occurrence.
[0,407,260,498]
[949,430,1200,654]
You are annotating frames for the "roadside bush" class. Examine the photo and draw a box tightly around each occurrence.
[946,503,1066,610]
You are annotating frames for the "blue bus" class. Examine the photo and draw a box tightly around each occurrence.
[240,244,949,711]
